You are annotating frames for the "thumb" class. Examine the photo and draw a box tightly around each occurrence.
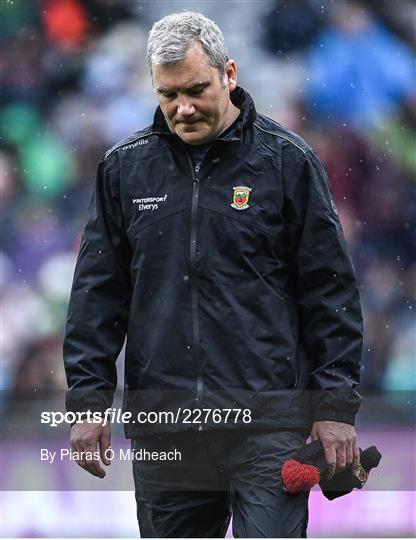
[100,426,112,466]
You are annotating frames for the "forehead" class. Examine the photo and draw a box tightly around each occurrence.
[152,44,217,90]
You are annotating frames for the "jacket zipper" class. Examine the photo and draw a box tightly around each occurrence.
[188,158,204,424]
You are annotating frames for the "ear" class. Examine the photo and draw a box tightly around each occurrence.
[225,59,237,92]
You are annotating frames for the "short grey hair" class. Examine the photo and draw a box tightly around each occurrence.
[147,11,229,76]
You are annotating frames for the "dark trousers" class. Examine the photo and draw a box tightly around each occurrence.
[132,428,310,538]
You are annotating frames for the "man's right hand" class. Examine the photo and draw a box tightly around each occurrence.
[70,420,112,478]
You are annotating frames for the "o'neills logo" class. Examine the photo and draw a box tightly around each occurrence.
[132,194,168,211]
[122,139,149,150]
[231,186,252,210]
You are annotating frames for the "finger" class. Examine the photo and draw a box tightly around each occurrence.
[84,462,106,479]
[324,445,337,479]
[84,456,106,477]
[326,463,336,480]
[100,426,112,466]
[78,459,105,479]
[74,456,90,473]
[83,440,106,478]
[345,442,354,467]
[335,445,347,474]
[352,440,361,471]
[72,437,87,469]
[73,435,104,477]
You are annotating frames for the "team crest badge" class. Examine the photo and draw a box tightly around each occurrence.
[231,186,252,210]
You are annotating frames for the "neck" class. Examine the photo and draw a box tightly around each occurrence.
[219,102,241,136]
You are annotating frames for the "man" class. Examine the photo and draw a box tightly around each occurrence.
[64,11,363,538]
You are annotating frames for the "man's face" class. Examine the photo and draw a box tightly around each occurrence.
[152,44,237,145]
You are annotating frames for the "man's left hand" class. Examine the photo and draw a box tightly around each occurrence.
[311,421,360,479]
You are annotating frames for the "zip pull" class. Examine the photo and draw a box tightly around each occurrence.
[194,164,200,182]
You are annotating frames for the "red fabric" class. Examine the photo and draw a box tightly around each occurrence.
[42,0,88,46]
[281,459,321,494]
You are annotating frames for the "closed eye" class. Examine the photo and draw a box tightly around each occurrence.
[188,87,204,95]
[157,83,208,99]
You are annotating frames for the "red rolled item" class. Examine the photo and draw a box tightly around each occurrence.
[282,459,321,494]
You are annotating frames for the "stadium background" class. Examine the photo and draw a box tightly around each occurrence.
[1,0,415,537]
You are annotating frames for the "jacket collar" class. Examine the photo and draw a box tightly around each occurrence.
[151,85,257,140]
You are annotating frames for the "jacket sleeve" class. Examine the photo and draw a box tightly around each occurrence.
[63,154,131,414]
[283,148,363,425]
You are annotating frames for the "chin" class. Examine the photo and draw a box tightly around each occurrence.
[179,131,208,145]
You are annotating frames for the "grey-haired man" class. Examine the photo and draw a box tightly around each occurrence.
[64,11,363,538]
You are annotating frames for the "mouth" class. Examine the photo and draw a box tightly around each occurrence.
[176,120,204,127]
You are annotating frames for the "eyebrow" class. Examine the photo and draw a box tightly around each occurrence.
[156,82,210,94]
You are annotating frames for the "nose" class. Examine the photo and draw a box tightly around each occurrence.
[177,101,195,117]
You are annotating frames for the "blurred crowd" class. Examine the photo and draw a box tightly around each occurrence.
[1,0,415,406]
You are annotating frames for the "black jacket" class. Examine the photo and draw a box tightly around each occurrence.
[64,87,363,437]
